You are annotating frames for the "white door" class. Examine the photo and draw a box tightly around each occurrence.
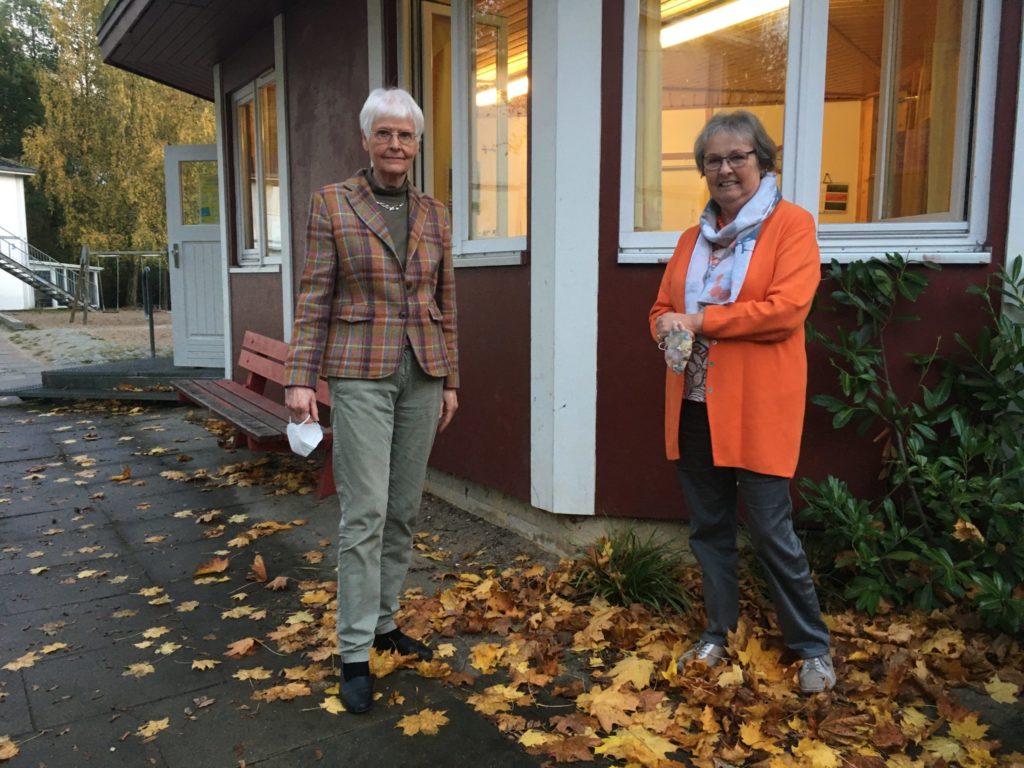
[165,145,224,367]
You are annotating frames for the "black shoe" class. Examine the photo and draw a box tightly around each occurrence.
[373,630,433,661]
[340,674,373,714]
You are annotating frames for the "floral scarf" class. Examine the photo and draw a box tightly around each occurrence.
[683,173,781,315]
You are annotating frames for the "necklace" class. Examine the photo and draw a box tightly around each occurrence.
[374,198,406,212]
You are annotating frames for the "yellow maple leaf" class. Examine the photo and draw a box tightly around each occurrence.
[143,626,171,639]
[300,589,332,605]
[29,567,48,575]
[148,595,173,605]
[320,696,345,715]
[414,660,452,679]
[953,519,984,543]
[716,663,745,687]
[194,557,229,577]
[984,675,1019,704]
[123,663,155,678]
[191,659,220,671]
[224,637,258,658]
[577,684,640,733]
[143,535,165,544]
[221,606,255,620]
[135,718,169,739]
[793,738,841,768]
[740,721,783,754]
[396,708,449,736]
[252,682,311,702]
[434,643,457,659]
[922,736,963,761]
[735,635,786,682]
[176,601,199,613]
[3,652,37,671]
[470,642,505,674]
[918,628,965,656]
[156,642,180,656]
[595,725,679,766]
[370,649,405,678]
[41,643,68,655]
[608,655,655,690]
[0,735,19,760]
[111,609,137,619]
[110,466,132,481]
[949,714,989,743]
[233,667,273,681]
[137,586,163,597]
[519,730,557,747]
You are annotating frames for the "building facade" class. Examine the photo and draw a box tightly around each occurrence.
[99,0,1024,521]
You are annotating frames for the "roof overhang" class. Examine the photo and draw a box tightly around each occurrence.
[0,159,36,177]
[97,0,284,100]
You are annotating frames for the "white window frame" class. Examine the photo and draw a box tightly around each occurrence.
[448,0,526,267]
[231,70,281,269]
[618,0,1000,265]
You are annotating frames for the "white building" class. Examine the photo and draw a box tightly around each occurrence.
[0,157,35,311]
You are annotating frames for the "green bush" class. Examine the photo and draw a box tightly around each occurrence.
[800,253,1024,635]
[571,529,693,615]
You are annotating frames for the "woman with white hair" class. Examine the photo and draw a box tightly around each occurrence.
[285,88,459,713]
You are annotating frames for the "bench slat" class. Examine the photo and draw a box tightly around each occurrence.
[243,330,290,362]
[175,381,283,440]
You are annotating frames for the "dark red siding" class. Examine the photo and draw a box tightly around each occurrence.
[427,266,532,503]
[230,272,284,385]
[284,0,371,300]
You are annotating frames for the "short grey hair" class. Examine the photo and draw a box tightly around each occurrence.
[693,110,777,176]
[359,88,424,140]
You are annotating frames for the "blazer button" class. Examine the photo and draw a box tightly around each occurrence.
[399,310,408,319]
[406,280,414,290]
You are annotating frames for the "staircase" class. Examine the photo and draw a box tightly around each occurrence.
[0,225,85,308]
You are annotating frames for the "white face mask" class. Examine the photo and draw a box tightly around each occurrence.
[286,417,323,457]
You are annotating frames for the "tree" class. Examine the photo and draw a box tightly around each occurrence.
[0,0,54,158]
[22,0,215,255]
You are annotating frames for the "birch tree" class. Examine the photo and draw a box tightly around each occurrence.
[22,0,215,253]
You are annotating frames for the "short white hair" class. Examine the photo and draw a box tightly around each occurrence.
[359,88,424,140]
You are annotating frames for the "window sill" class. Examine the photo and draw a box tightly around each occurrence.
[614,249,991,270]
[454,251,524,268]
[230,264,281,274]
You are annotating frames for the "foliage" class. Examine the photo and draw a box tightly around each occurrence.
[571,529,693,615]
[801,253,1024,634]
[0,0,55,158]
[21,0,215,255]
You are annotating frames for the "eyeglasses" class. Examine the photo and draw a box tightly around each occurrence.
[703,150,757,172]
[371,129,418,146]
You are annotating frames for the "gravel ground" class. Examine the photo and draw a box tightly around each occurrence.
[0,308,172,367]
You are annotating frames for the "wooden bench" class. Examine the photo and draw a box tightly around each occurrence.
[173,330,336,498]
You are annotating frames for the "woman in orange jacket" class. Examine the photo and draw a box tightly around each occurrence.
[649,110,834,693]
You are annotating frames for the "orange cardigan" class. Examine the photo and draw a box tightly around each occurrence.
[648,201,822,477]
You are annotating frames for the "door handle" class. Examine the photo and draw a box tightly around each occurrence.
[172,243,180,268]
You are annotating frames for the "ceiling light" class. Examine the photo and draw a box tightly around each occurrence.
[660,0,789,48]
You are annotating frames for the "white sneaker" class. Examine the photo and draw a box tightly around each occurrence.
[677,641,727,670]
[799,653,836,693]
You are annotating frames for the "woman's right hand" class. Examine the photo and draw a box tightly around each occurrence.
[285,386,319,424]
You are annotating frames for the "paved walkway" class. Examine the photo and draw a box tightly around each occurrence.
[0,332,44,404]
[0,401,552,766]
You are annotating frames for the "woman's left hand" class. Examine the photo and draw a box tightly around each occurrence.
[655,311,704,340]
[438,388,459,432]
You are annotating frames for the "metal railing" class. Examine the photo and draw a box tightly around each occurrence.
[0,222,63,267]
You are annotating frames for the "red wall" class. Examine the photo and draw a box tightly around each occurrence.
[593,0,1021,520]
[427,266,532,502]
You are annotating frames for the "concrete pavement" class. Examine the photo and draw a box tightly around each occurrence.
[0,399,553,767]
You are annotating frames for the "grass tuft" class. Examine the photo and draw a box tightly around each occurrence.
[570,528,694,615]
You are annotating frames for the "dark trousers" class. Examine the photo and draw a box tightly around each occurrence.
[676,401,830,658]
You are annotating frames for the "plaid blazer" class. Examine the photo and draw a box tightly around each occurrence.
[285,172,459,389]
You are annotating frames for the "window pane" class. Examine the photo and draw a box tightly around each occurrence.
[237,99,258,251]
[635,0,788,232]
[258,81,281,254]
[470,0,528,239]
[821,0,971,223]
[426,9,453,209]
[179,160,219,225]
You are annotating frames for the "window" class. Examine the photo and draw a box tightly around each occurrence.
[415,0,529,266]
[620,0,999,264]
[232,72,281,267]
